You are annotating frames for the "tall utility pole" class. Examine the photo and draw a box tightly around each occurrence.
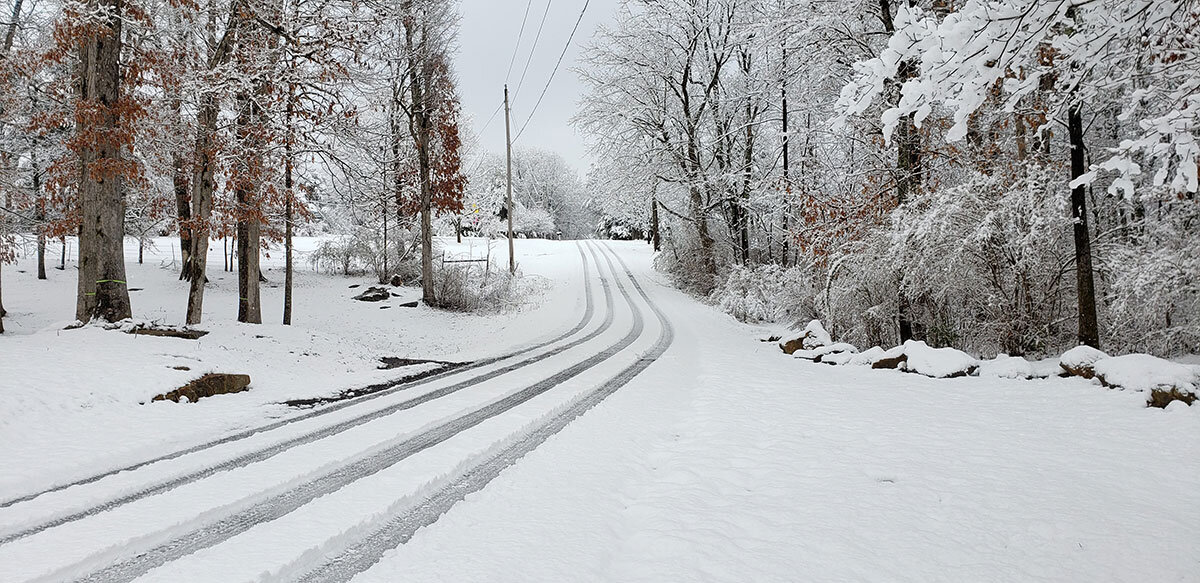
[504,85,515,274]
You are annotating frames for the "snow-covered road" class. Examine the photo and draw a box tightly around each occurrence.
[1,240,1197,582]
[0,241,675,582]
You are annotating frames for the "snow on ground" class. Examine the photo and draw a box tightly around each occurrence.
[0,236,576,500]
[1,239,1197,582]
[353,241,1200,583]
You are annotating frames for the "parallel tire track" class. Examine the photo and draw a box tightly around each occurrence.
[67,242,645,583]
[0,245,609,545]
[0,245,599,512]
[296,242,675,583]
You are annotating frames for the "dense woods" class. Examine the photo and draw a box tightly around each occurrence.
[0,0,474,330]
[577,0,1200,358]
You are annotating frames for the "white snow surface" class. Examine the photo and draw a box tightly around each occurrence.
[1093,354,1199,394]
[813,342,859,356]
[979,354,1037,379]
[0,240,1197,582]
[847,345,886,366]
[901,340,980,378]
[0,236,574,498]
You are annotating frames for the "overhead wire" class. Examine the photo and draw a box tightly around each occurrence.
[505,0,535,83]
[512,0,554,101]
[513,0,590,141]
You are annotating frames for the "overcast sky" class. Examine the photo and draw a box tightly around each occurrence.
[454,0,620,176]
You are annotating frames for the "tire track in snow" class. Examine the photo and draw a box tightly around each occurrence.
[293,241,676,583]
[0,243,602,543]
[61,242,645,583]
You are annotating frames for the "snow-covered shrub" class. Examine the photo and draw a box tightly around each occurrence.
[308,225,424,284]
[1100,197,1200,356]
[822,235,903,349]
[309,236,359,276]
[888,165,1075,355]
[711,263,817,323]
[513,203,557,238]
[432,263,538,313]
[654,230,719,296]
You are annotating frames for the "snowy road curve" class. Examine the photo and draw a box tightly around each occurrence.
[0,242,674,582]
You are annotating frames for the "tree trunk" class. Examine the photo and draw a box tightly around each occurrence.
[650,184,661,252]
[736,50,755,264]
[780,64,790,268]
[881,0,920,343]
[1068,101,1100,348]
[174,106,192,280]
[34,152,45,280]
[185,93,218,325]
[405,11,436,306]
[381,192,389,283]
[235,92,262,325]
[76,0,131,324]
[184,5,240,324]
[283,85,295,326]
[36,235,45,279]
[0,261,6,333]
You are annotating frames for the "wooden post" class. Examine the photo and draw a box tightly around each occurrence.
[501,84,516,275]
[504,85,515,274]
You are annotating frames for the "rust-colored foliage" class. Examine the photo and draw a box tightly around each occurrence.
[396,59,468,217]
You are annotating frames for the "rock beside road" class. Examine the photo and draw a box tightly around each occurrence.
[153,373,252,403]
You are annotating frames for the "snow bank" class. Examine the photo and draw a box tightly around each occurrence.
[979,354,1037,380]
[1030,357,1065,379]
[1093,354,1198,394]
[847,346,886,366]
[1060,345,1111,379]
[903,340,979,378]
[820,351,857,366]
[814,342,858,356]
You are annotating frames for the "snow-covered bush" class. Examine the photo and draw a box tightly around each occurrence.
[308,225,424,284]
[822,235,904,350]
[1100,198,1200,356]
[514,204,557,238]
[654,230,718,296]
[598,216,644,241]
[711,263,817,323]
[432,263,539,313]
[309,236,360,276]
[839,165,1076,356]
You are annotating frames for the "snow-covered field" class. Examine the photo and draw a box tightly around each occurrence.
[0,236,578,498]
[1,239,1197,582]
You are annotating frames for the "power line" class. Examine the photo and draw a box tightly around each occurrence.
[512,0,554,101]
[468,100,506,177]
[505,0,535,83]
[513,0,590,141]
[478,100,504,137]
